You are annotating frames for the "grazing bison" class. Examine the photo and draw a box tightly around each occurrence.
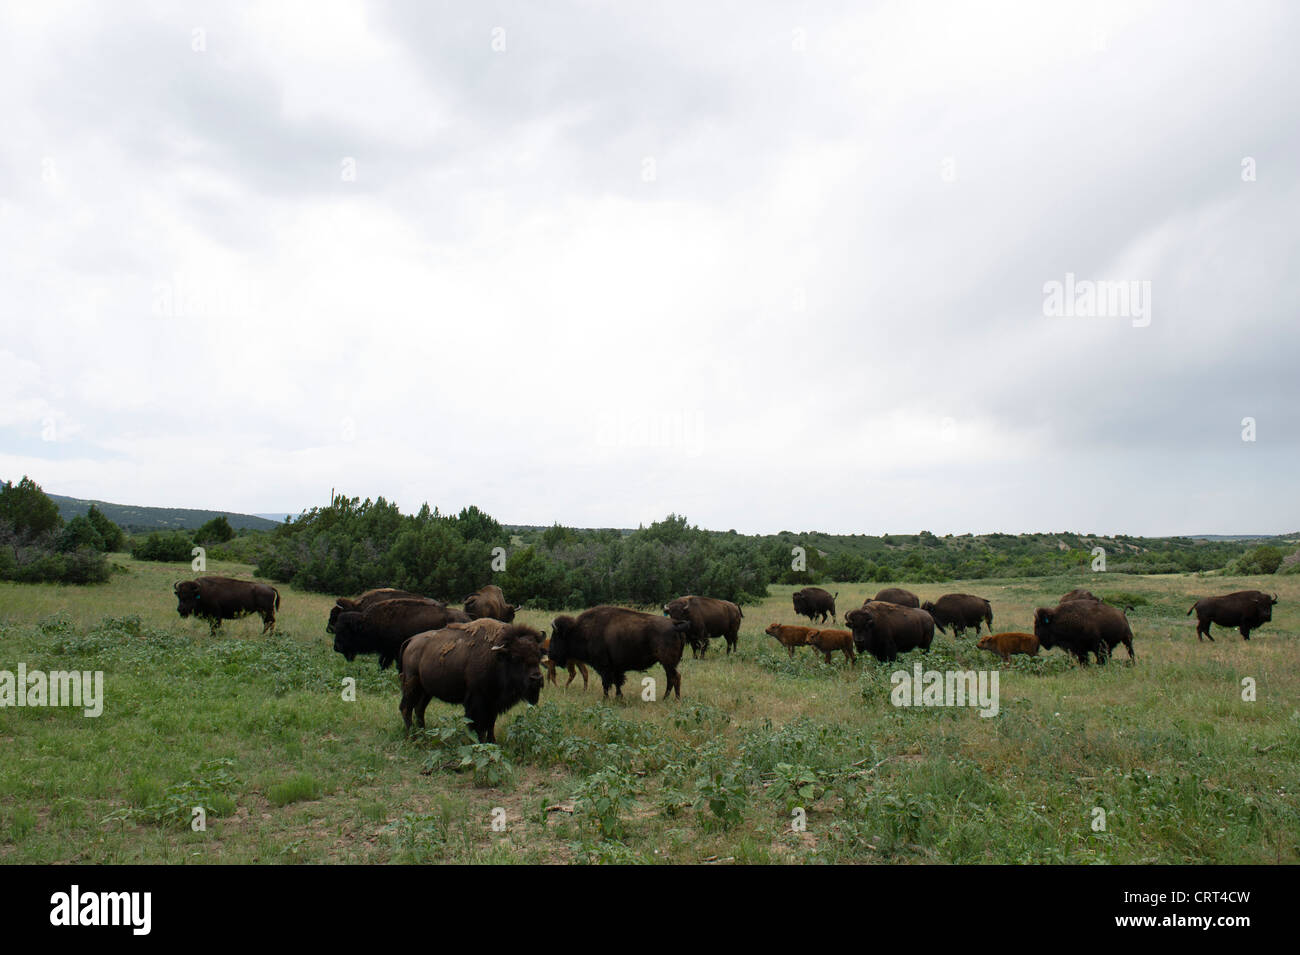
[1033,601,1135,665]
[398,623,545,742]
[1060,588,1101,604]
[976,631,1040,663]
[873,587,921,608]
[921,593,993,638]
[663,595,743,657]
[327,589,433,633]
[806,628,856,666]
[332,598,471,671]
[792,587,837,624]
[1187,590,1278,642]
[174,576,280,634]
[463,584,520,622]
[548,606,690,700]
[542,634,590,690]
[764,623,818,658]
[845,602,936,662]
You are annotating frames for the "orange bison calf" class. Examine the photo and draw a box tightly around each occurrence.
[806,628,856,666]
[976,631,1040,663]
[764,623,818,658]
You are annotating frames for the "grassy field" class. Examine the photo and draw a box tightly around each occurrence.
[1,556,1296,864]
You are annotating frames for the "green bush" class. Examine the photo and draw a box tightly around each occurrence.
[131,530,195,562]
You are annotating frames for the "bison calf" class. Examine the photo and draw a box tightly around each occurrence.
[976,631,1040,663]
[764,623,817,658]
[398,623,545,743]
[806,628,856,666]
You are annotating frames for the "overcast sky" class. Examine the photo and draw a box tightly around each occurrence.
[2,0,1297,536]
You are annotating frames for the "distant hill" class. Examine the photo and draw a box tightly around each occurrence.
[49,494,280,534]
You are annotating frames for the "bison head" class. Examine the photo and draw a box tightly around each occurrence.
[547,616,578,667]
[976,634,995,653]
[1032,608,1056,648]
[844,608,875,651]
[491,625,545,705]
[331,612,367,661]
[174,580,202,618]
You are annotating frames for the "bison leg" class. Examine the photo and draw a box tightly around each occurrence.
[844,648,855,666]
[663,665,681,699]
[261,612,275,634]
[577,663,590,689]
[1240,626,1251,641]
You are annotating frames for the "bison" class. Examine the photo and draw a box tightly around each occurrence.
[463,584,520,622]
[1033,600,1135,665]
[332,598,471,671]
[548,606,690,700]
[398,623,545,742]
[174,576,280,634]
[327,588,434,633]
[976,631,1040,663]
[663,595,743,658]
[844,602,936,662]
[806,628,856,666]
[1060,588,1101,604]
[792,587,837,624]
[542,634,590,690]
[1187,590,1278,642]
[920,593,993,638]
[764,623,818,658]
[873,587,921,608]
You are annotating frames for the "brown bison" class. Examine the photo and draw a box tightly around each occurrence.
[398,623,545,742]
[542,634,590,690]
[921,593,993,638]
[548,606,690,700]
[663,595,743,657]
[1060,588,1101,603]
[806,628,856,666]
[976,631,1040,663]
[174,576,280,634]
[327,588,434,633]
[332,598,471,671]
[1033,600,1135,665]
[764,623,818,658]
[792,587,837,624]
[463,584,520,622]
[1187,590,1278,642]
[845,602,936,662]
[873,587,920,608]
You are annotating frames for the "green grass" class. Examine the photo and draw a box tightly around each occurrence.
[0,556,1296,863]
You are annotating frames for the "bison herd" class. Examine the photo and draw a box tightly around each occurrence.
[170,576,1283,744]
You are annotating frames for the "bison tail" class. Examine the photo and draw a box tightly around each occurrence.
[1186,604,1195,616]
[274,588,281,610]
